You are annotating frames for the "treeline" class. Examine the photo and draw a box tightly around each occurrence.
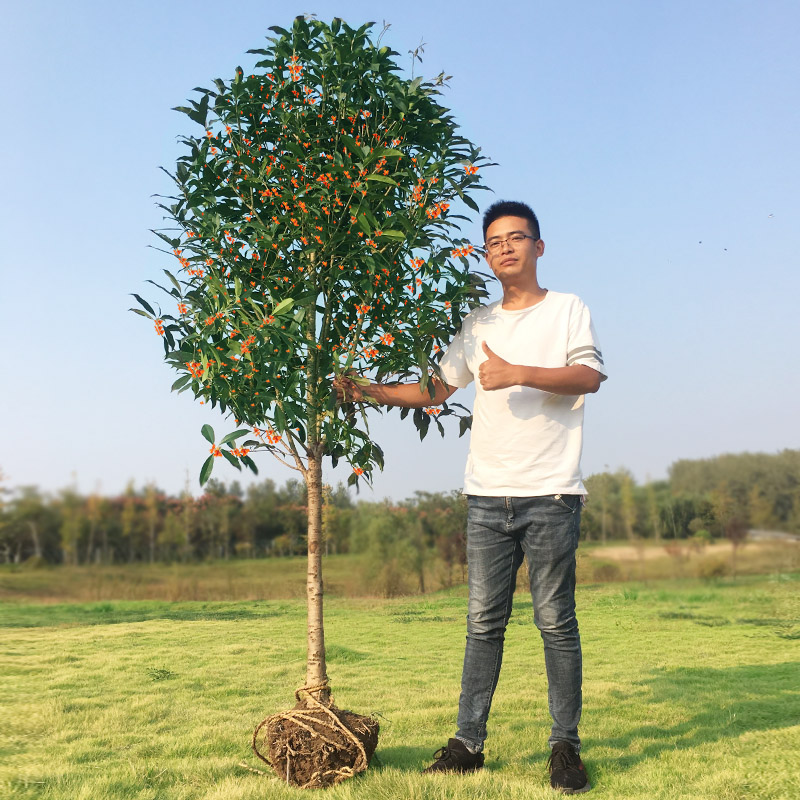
[0,474,468,586]
[582,449,800,543]
[1,449,797,567]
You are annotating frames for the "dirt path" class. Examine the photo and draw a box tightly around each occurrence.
[595,541,753,562]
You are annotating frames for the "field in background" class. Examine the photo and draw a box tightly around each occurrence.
[2,574,798,800]
[0,538,797,604]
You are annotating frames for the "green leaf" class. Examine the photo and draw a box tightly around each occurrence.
[199,455,214,485]
[163,269,182,294]
[274,298,294,315]
[131,294,156,315]
[339,133,362,159]
[221,449,242,470]
[219,428,251,445]
[369,147,404,160]
[130,308,154,319]
[188,93,209,127]
[241,455,259,474]
[377,229,405,240]
[366,173,398,186]
[201,424,215,444]
[171,375,192,391]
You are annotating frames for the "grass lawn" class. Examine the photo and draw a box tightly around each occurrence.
[1,574,798,799]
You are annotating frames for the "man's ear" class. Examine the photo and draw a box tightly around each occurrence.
[536,239,545,257]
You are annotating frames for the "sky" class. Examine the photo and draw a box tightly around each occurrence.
[1,0,798,502]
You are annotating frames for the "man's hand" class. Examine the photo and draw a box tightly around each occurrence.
[333,373,365,403]
[479,342,521,391]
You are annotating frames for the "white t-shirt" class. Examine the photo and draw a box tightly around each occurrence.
[438,291,607,497]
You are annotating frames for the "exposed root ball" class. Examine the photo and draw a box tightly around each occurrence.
[252,688,379,789]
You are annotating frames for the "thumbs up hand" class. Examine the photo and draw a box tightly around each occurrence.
[479,341,520,391]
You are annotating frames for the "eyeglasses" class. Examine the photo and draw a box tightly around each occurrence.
[484,233,538,254]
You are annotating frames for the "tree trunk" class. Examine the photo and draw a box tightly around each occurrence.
[85,521,96,565]
[305,451,329,702]
[27,521,42,559]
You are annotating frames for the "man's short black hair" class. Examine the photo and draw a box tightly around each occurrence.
[482,201,540,241]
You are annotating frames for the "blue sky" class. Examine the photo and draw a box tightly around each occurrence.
[1,0,798,500]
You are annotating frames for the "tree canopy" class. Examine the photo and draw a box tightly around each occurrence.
[134,17,492,487]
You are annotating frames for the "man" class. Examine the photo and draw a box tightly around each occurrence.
[338,201,606,793]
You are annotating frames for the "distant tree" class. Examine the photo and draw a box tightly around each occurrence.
[11,487,49,561]
[710,483,747,577]
[143,484,164,564]
[59,488,84,565]
[747,484,775,530]
[646,480,663,542]
[350,503,415,597]
[119,483,139,563]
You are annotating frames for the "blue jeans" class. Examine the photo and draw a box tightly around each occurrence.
[456,494,583,753]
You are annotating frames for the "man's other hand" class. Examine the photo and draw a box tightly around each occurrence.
[479,342,520,391]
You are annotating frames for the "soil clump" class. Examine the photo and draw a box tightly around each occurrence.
[252,688,379,788]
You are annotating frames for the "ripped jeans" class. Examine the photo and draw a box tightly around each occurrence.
[456,494,583,752]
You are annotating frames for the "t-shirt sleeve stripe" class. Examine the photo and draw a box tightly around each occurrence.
[567,345,602,360]
[567,346,604,366]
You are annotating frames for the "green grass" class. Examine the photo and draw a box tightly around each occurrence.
[2,575,799,799]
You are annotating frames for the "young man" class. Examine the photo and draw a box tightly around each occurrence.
[338,201,606,793]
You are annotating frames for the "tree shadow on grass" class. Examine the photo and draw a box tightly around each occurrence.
[0,600,299,628]
[592,661,800,769]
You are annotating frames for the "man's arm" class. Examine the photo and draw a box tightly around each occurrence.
[335,376,457,408]
[479,342,602,394]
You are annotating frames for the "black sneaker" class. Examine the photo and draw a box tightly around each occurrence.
[423,737,484,774]
[547,741,590,793]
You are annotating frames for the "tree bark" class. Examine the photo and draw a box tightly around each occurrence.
[305,451,329,702]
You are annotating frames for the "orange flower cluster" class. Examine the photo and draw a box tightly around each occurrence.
[154,319,164,336]
[410,178,426,206]
[287,56,304,82]
[231,447,250,458]
[356,304,371,314]
[464,164,479,175]
[425,202,450,220]
[353,467,364,475]
[177,302,188,314]
[254,426,282,445]
[425,407,441,416]
[363,346,378,359]
[452,245,475,258]
[379,333,395,346]
[209,445,222,457]
[188,361,205,378]
[204,311,226,326]
[239,334,257,355]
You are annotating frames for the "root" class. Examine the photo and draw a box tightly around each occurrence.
[251,684,379,789]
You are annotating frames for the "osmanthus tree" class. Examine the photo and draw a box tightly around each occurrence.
[135,16,491,787]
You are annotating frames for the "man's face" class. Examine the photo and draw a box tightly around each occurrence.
[483,215,544,283]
